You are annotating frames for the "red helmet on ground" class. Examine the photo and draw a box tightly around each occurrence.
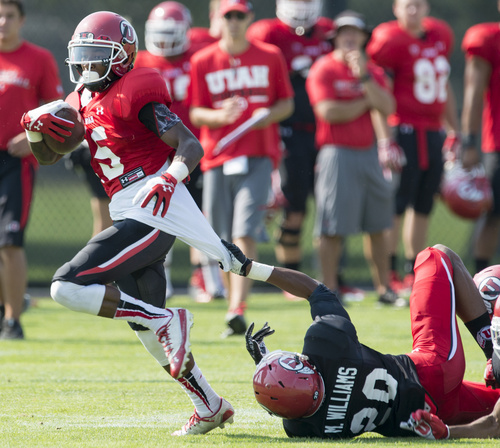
[145,2,192,57]
[474,265,500,318]
[252,350,325,419]
[441,162,492,220]
[67,11,138,91]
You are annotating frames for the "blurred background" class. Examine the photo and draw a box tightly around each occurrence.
[23,0,498,287]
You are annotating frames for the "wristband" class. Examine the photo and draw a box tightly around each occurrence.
[247,262,274,282]
[462,134,477,149]
[165,161,189,182]
[359,73,371,83]
[25,130,43,143]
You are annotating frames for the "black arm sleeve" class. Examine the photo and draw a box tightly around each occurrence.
[308,284,350,322]
[138,102,181,137]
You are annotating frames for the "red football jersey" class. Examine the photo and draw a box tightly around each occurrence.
[190,40,294,171]
[462,23,500,152]
[306,53,389,149]
[189,27,219,48]
[66,68,175,198]
[367,17,454,129]
[135,47,200,138]
[247,17,333,75]
[0,41,63,152]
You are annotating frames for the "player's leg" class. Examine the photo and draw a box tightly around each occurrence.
[50,219,191,379]
[224,157,272,336]
[275,128,316,272]
[116,261,234,435]
[0,155,35,339]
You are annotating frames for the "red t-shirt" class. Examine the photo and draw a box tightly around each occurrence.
[135,47,200,138]
[306,53,389,149]
[0,41,63,156]
[190,40,294,171]
[367,17,454,129]
[66,67,175,198]
[462,23,500,152]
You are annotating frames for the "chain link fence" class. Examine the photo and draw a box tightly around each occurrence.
[23,0,495,286]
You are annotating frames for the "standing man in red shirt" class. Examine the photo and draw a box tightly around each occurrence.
[246,0,332,288]
[190,0,294,336]
[0,0,63,339]
[367,0,459,293]
[135,2,226,302]
[306,10,401,305]
[461,3,500,275]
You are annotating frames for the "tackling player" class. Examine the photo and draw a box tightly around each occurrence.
[222,239,500,439]
[135,1,226,302]
[20,11,235,436]
[461,2,500,277]
[366,0,460,294]
[246,0,333,288]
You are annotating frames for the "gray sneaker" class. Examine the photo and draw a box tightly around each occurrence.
[222,313,247,338]
[0,319,24,340]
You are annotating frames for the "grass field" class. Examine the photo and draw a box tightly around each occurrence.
[0,290,496,447]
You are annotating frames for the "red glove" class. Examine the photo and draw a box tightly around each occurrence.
[400,409,449,440]
[21,100,74,143]
[132,173,178,217]
[377,138,407,172]
[484,358,500,389]
[442,132,461,163]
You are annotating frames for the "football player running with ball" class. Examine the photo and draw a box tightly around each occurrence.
[20,11,235,436]
[222,239,500,439]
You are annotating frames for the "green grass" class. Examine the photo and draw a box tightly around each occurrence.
[0,291,495,447]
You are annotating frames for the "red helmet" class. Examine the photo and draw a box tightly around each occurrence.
[441,163,492,220]
[67,11,138,91]
[253,351,325,420]
[474,265,500,318]
[145,2,192,57]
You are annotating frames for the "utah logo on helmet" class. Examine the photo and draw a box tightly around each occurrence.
[473,265,500,317]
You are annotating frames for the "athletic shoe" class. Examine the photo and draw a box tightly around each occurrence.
[339,284,365,302]
[222,313,247,338]
[378,289,408,308]
[156,308,193,379]
[0,318,24,340]
[189,268,214,303]
[172,398,234,436]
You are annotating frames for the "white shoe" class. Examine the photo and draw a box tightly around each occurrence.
[156,308,193,379]
[172,398,234,436]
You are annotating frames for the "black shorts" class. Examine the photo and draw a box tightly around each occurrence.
[482,152,500,216]
[53,218,176,310]
[0,152,35,247]
[69,144,108,200]
[395,126,444,216]
[279,127,317,213]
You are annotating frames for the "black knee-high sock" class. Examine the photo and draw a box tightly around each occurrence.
[465,312,494,359]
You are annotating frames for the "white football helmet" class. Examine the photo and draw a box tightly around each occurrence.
[145,2,192,57]
[276,0,322,30]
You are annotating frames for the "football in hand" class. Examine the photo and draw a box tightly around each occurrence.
[43,107,85,155]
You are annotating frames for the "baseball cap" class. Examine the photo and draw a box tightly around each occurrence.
[219,0,253,17]
[334,10,370,34]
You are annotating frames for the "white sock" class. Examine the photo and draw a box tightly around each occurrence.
[177,363,221,417]
[114,291,173,334]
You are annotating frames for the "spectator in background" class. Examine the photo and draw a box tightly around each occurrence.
[306,10,402,306]
[367,0,460,293]
[246,0,333,299]
[461,2,500,274]
[0,0,63,339]
[135,1,225,302]
[189,0,294,336]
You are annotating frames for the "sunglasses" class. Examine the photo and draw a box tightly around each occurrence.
[223,11,247,21]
